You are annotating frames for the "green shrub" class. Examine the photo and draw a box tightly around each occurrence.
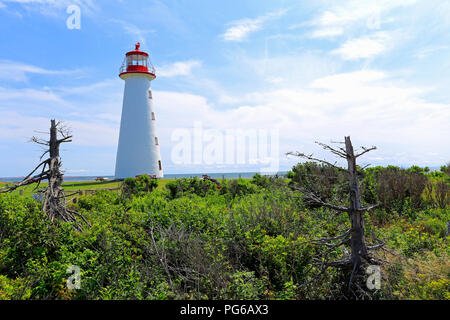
[122,175,158,197]
[0,275,32,299]
[251,173,271,188]
[220,179,258,198]
[165,177,217,199]
[418,217,447,238]
[289,162,347,204]
[222,271,265,299]
[362,166,429,215]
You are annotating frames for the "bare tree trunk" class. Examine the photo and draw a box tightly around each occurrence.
[43,120,64,221]
[345,136,368,280]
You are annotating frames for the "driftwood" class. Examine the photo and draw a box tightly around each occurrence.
[1,119,89,230]
[287,136,384,290]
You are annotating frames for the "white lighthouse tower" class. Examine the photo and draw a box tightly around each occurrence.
[115,43,163,179]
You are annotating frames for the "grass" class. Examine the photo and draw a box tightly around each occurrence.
[0,178,173,198]
[0,177,252,199]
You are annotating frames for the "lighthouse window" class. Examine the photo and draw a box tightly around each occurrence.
[155,137,159,145]
[138,55,145,66]
[158,160,162,171]
[152,112,155,120]
[131,55,140,65]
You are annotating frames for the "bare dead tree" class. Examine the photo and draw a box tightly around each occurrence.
[287,136,384,291]
[0,119,89,230]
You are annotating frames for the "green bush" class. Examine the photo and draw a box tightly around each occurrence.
[362,166,429,215]
[222,271,265,299]
[289,162,347,204]
[418,217,447,238]
[165,177,217,199]
[220,179,258,198]
[251,173,271,188]
[0,275,32,299]
[122,175,158,197]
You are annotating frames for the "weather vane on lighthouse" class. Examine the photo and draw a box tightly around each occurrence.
[114,43,163,179]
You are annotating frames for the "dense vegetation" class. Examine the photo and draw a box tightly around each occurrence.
[0,165,448,300]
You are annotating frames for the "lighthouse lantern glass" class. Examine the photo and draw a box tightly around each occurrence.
[127,54,148,67]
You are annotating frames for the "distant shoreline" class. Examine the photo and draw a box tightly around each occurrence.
[0,171,288,183]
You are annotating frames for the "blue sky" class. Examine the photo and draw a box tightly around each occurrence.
[0,0,449,176]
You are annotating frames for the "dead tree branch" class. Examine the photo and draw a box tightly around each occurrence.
[355,146,377,158]
[0,119,88,230]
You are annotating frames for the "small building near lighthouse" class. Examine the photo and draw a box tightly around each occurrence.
[115,43,163,179]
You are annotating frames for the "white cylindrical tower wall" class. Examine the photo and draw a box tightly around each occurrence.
[115,74,163,179]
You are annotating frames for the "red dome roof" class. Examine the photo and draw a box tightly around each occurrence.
[125,42,149,57]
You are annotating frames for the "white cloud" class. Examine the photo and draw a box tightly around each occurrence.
[0,60,82,82]
[309,0,417,39]
[311,27,344,38]
[232,51,339,88]
[0,86,63,102]
[331,32,392,60]
[157,60,201,78]
[0,110,119,147]
[0,77,123,147]
[310,70,387,88]
[0,0,95,10]
[151,69,449,167]
[109,19,155,45]
[222,19,263,42]
[66,119,119,146]
[413,45,450,59]
[222,9,287,42]
[0,0,97,17]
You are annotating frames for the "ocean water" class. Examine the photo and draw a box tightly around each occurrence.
[0,171,288,182]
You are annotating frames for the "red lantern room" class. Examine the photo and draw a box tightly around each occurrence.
[119,43,156,80]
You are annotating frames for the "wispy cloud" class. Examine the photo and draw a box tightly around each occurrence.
[109,19,155,44]
[0,60,83,82]
[413,45,450,59]
[0,86,65,103]
[308,0,416,39]
[148,68,449,169]
[157,60,201,78]
[222,9,287,42]
[0,110,119,147]
[0,0,97,17]
[331,32,392,60]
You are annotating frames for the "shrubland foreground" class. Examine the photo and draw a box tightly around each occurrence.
[0,164,448,300]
